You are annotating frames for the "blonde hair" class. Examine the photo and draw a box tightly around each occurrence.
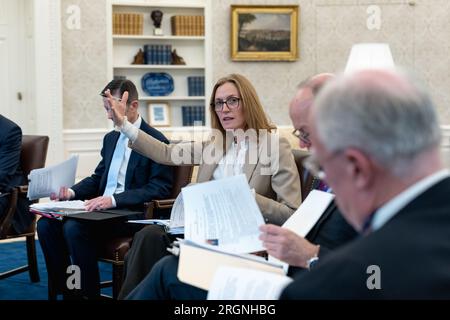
[209,74,276,136]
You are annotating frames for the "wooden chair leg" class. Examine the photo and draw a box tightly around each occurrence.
[26,234,40,283]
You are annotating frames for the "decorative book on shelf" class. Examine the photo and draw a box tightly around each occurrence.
[171,15,204,36]
[143,44,173,65]
[113,13,143,35]
[187,76,205,96]
[182,105,205,126]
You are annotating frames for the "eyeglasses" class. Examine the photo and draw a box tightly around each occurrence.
[303,153,326,180]
[303,150,344,181]
[292,128,311,145]
[211,96,241,112]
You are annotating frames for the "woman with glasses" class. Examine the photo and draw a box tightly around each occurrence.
[106,73,301,298]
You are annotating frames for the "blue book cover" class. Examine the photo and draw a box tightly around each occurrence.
[144,44,150,64]
[163,45,167,65]
[182,106,188,126]
[187,77,193,96]
[187,106,193,126]
[200,76,205,96]
[150,45,156,64]
[156,45,160,65]
[166,45,172,65]
[193,77,198,96]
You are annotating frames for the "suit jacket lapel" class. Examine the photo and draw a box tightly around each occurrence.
[242,133,264,182]
[124,121,147,188]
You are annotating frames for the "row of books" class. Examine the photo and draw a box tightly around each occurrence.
[171,15,204,36]
[143,44,172,65]
[113,13,143,35]
[182,105,205,126]
[187,76,205,96]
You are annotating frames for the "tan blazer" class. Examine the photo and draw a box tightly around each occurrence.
[130,129,301,225]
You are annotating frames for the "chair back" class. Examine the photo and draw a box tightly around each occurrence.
[0,134,48,282]
[169,165,194,198]
[292,149,315,202]
[0,135,49,236]
[20,135,49,177]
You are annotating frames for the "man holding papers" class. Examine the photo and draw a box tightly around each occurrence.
[282,69,450,299]
[260,74,358,273]
[37,79,173,299]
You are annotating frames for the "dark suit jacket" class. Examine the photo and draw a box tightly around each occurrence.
[282,177,450,299]
[71,119,173,211]
[0,115,31,233]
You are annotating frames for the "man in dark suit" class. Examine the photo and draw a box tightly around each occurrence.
[281,69,450,299]
[0,114,31,234]
[124,74,358,300]
[37,79,173,299]
[260,73,358,274]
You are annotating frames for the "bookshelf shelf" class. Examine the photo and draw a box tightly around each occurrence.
[108,0,210,128]
[112,2,205,9]
[113,35,205,41]
[114,65,205,70]
[140,96,205,101]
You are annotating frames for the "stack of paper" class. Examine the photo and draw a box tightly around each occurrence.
[27,155,78,200]
[182,174,265,254]
[129,174,265,247]
[30,200,86,219]
[207,266,292,300]
[127,219,184,235]
[176,189,336,299]
[176,239,285,291]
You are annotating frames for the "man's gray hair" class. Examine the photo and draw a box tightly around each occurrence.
[314,69,441,176]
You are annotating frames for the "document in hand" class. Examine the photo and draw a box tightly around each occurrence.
[177,240,285,291]
[27,155,79,200]
[268,190,335,272]
[182,174,266,254]
[207,266,292,300]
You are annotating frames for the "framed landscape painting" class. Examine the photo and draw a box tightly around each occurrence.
[231,5,299,61]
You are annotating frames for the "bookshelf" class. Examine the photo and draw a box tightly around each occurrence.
[107,0,211,130]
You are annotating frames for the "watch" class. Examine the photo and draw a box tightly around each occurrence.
[306,245,320,270]
[306,256,319,270]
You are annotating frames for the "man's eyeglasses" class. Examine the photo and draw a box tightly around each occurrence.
[303,153,326,180]
[211,96,241,112]
[292,128,311,145]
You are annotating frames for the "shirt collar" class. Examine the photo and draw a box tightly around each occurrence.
[131,115,142,129]
[371,169,450,231]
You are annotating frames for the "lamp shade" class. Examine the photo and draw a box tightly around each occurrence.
[344,43,395,73]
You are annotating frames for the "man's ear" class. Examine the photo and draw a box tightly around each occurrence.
[130,100,139,111]
[344,148,376,190]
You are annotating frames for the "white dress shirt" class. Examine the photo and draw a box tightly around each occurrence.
[70,116,142,207]
[212,138,248,180]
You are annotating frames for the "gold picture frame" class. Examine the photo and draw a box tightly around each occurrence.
[148,103,170,127]
[231,5,299,61]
